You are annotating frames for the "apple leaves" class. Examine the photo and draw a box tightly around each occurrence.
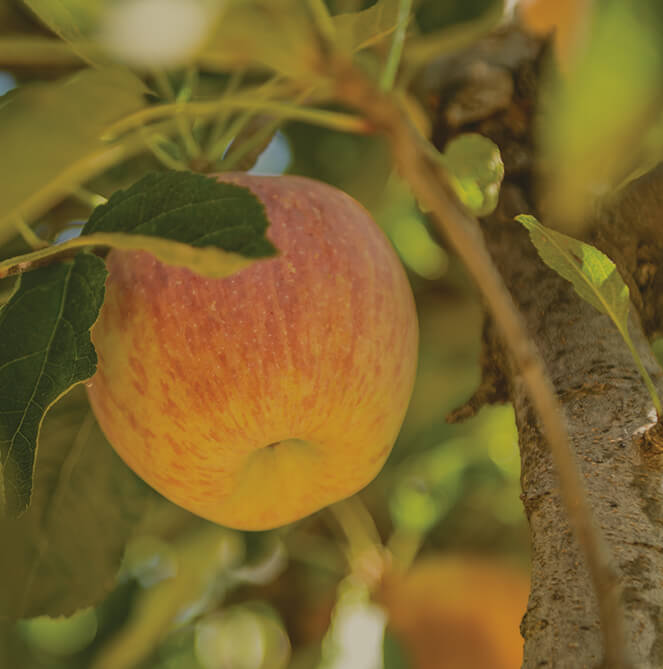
[0,171,275,517]
[0,253,107,517]
[0,386,149,621]
[82,170,277,267]
[0,67,148,245]
[518,214,662,414]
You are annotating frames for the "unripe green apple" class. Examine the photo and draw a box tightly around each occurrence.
[86,174,418,530]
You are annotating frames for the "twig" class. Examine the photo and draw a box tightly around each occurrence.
[13,218,48,250]
[331,60,628,668]
[101,98,370,142]
[379,0,413,91]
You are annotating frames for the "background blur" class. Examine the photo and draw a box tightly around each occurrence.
[4,0,662,666]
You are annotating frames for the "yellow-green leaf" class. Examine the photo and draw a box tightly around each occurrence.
[517,214,662,414]
[0,67,148,242]
[332,0,401,53]
[517,214,630,324]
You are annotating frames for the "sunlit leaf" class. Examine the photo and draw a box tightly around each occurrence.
[441,133,504,216]
[0,253,107,516]
[517,214,662,413]
[517,214,630,323]
[0,67,148,242]
[21,0,108,64]
[0,387,148,620]
[332,0,400,52]
[199,0,322,80]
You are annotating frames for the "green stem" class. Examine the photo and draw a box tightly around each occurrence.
[141,130,190,171]
[153,69,201,159]
[205,70,245,155]
[151,69,176,100]
[175,67,202,158]
[102,98,370,142]
[71,187,108,209]
[379,0,413,91]
[307,0,336,43]
[207,110,256,163]
[386,528,422,574]
[623,332,662,415]
[13,218,48,250]
[218,120,280,171]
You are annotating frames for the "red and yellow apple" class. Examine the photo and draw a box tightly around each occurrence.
[378,556,530,669]
[86,174,418,530]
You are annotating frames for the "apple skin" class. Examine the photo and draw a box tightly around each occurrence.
[86,173,418,530]
[378,556,529,669]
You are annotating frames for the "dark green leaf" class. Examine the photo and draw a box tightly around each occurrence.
[82,170,277,259]
[0,252,107,516]
[0,387,148,620]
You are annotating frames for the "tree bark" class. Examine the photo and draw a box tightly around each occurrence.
[485,187,663,668]
[429,26,663,667]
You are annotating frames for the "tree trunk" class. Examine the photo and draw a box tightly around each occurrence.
[429,27,663,667]
[484,188,663,668]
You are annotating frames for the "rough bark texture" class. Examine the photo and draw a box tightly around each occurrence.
[486,190,663,668]
[427,26,663,668]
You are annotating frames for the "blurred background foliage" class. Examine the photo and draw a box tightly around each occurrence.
[2,0,663,667]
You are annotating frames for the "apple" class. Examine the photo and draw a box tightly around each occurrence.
[86,173,418,530]
[378,556,529,669]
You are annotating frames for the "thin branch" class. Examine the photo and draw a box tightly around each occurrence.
[13,218,48,250]
[71,187,108,209]
[379,0,413,91]
[331,60,628,668]
[307,0,336,44]
[204,70,246,156]
[101,97,370,142]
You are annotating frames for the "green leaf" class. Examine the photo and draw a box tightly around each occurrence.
[405,0,504,68]
[517,214,662,414]
[441,133,504,216]
[517,215,630,322]
[21,0,107,65]
[0,67,148,243]
[82,170,277,265]
[0,387,149,620]
[332,0,401,52]
[199,0,321,79]
[0,252,107,516]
